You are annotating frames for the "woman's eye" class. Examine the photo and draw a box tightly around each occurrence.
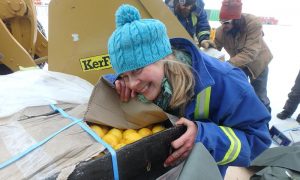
[120,75,129,82]
[124,77,129,82]
[133,68,143,75]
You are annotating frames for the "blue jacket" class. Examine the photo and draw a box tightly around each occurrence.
[171,38,271,176]
[166,0,211,43]
[104,38,272,177]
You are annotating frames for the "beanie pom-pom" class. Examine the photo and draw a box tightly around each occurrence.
[115,4,141,28]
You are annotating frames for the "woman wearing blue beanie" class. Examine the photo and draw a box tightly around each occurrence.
[107,4,271,177]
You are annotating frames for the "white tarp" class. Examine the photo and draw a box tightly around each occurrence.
[0,69,93,117]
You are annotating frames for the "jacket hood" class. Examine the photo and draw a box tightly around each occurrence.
[170,38,215,92]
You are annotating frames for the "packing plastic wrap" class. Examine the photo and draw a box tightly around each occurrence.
[0,104,105,179]
[0,69,93,117]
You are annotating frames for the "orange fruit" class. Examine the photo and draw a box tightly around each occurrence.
[103,134,119,147]
[138,128,153,138]
[124,132,142,144]
[108,128,123,141]
[90,125,105,138]
[114,143,126,150]
[101,125,109,134]
[152,124,166,134]
[123,129,137,139]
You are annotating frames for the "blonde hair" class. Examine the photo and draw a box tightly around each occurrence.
[163,54,195,113]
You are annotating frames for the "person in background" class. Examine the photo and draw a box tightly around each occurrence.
[214,0,273,113]
[106,4,271,177]
[165,0,216,49]
[277,70,300,123]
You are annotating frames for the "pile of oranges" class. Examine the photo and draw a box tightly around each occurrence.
[89,123,166,150]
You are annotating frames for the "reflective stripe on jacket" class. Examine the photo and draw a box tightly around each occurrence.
[166,0,210,43]
[193,84,242,170]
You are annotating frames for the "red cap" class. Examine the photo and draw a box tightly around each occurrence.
[219,0,242,20]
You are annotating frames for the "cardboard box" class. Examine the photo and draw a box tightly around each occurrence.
[0,103,104,179]
[0,76,185,179]
[84,77,170,129]
[50,77,186,179]
[0,103,183,180]
[50,125,186,180]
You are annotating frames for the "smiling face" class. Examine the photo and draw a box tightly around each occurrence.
[121,60,165,101]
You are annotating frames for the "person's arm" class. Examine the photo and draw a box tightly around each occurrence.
[229,16,264,66]
[194,68,271,167]
[214,27,224,51]
[195,0,211,43]
[164,117,198,167]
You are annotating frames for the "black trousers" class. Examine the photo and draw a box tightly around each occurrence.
[243,67,271,112]
[283,70,300,114]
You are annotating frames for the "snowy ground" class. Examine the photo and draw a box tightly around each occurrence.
[210,23,300,128]
[263,25,300,127]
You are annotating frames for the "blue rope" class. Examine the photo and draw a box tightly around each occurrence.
[0,118,82,169]
[49,104,119,180]
[0,104,119,180]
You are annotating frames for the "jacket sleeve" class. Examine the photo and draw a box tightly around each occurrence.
[214,27,224,51]
[229,16,264,67]
[195,0,211,43]
[102,74,118,86]
[194,68,271,167]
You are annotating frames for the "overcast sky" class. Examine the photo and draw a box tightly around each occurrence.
[38,0,297,26]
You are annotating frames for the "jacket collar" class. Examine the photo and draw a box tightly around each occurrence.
[170,38,215,93]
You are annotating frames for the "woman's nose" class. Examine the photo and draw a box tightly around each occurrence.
[127,76,140,90]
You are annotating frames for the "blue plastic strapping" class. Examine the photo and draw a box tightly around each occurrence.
[0,117,82,169]
[0,104,119,180]
[49,104,119,180]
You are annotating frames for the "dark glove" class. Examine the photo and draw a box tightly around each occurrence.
[200,40,217,49]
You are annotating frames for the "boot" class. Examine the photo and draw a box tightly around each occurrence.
[276,110,292,120]
[297,114,300,123]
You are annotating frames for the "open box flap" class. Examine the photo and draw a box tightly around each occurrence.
[84,77,168,129]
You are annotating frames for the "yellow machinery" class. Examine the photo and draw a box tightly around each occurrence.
[0,0,48,74]
[48,0,192,84]
[1,0,192,83]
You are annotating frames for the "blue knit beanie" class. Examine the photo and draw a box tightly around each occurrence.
[108,4,172,76]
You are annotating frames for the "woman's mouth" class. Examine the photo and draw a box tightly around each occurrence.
[138,84,149,94]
